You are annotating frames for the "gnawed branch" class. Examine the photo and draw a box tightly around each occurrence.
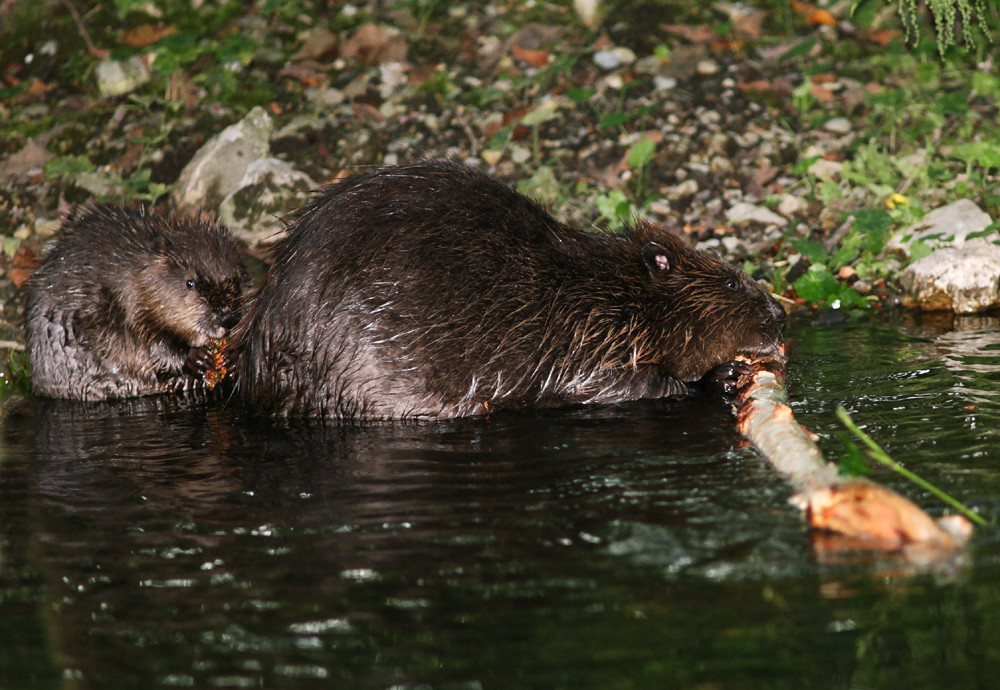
[735,353,974,557]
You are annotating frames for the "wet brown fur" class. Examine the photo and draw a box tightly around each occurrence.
[25,204,249,400]
[235,160,785,420]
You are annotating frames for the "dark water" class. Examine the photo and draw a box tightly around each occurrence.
[4,318,1000,689]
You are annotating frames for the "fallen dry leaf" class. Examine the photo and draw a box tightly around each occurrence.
[860,28,902,47]
[165,69,198,109]
[121,24,177,48]
[290,26,337,62]
[806,9,836,26]
[661,23,716,43]
[341,23,407,65]
[8,243,40,289]
[809,84,835,103]
[511,45,549,68]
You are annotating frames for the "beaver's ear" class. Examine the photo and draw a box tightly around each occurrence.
[641,242,671,275]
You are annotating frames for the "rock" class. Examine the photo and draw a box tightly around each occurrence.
[667,178,698,200]
[899,243,1000,313]
[823,117,852,134]
[709,156,734,176]
[696,59,719,76]
[34,217,61,239]
[777,194,809,218]
[593,48,636,70]
[807,158,842,181]
[378,61,408,98]
[652,76,677,92]
[96,54,155,97]
[480,149,503,166]
[218,157,317,246]
[172,106,273,216]
[726,201,788,227]
[573,0,602,27]
[888,199,995,257]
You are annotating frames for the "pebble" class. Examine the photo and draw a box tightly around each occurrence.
[709,156,734,176]
[696,59,719,76]
[777,194,809,218]
[593,48,636,70]
[96,54,154,97]
[721,236,742,254]
[667,179,699,200]
[807,158,842,181]
[653,76,677,92]
[823,117,852,134]
[726,201,788,227]
[481,149,503,166]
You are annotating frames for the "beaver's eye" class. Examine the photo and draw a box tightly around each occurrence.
[724,277,739,291]
[186,279,196,290]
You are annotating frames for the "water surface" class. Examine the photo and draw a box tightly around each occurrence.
[3,317,1000,689]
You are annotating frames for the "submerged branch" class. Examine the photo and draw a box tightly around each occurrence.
[734,352,974,556]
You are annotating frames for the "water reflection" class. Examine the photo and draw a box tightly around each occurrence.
[902,314,1000,404]
[3,320,1000,687]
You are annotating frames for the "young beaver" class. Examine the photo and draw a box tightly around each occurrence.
[25,205,249,401]
[235,160,786,420]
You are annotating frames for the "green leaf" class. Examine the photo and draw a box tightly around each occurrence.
[967,221,1000,240]
[521,101,561,127]
[44,155,95,179]
[793,155,821,175]
[598,111,630,129]
[793,263,839,303]
[2,237,21,258]
[488,125,513,149]
[595,189,633,227]
[780,37,816,61]
[972,71,1000,99]
[951,142,1000,169]
[835,433,872,477]
[790,239,829,264]
[853,208,892,254]
[516,166,560,207]
[909,239,932,261]
[567,88,596,103]
[817,180,840,204]
[626,138,656,169]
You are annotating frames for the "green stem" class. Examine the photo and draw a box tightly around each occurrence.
[836,406,987,526]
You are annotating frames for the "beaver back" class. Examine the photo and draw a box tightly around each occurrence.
[236,160,785,420]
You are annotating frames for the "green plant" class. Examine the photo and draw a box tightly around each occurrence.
[837,406,987,525]
[625,137,656,202]
[897,0,994,55]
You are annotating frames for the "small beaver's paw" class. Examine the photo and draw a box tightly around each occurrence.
[184,345,213,377]
[703,359,754,396]
[184,338,230,389]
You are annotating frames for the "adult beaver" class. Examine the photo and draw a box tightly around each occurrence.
[25,204,249,401]
[235,160,786,420]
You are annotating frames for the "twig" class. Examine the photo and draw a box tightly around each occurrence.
[58,0,109,59]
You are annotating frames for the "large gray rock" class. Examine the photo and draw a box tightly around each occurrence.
[899,243,1000,313]
[218,157,316,246]
[889,199,995,257]
[171,106,273,216]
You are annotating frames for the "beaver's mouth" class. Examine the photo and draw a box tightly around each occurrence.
[736,337,787,362]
